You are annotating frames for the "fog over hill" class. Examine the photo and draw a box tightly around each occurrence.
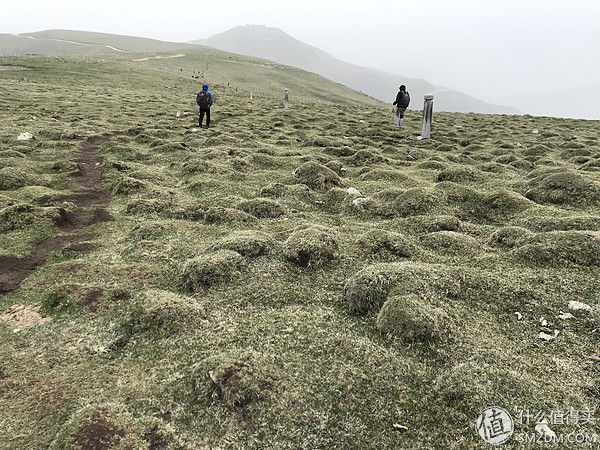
[193,25,519,115]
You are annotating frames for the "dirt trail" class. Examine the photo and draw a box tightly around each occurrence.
[0,133,118,296]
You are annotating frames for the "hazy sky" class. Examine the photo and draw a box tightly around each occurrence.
[2,0,599,104]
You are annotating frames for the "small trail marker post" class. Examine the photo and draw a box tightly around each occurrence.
[250,90,253,100]
[421,95,434,138]
[284,88,289,109]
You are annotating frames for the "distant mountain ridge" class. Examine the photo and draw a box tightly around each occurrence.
[192,25,519,114]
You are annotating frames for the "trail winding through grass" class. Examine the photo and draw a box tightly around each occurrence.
[0,133,118,296]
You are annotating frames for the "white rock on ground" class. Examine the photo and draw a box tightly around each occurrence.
[515,312,523,320]
[568,301,592,312]
[352,197,369,206]
[534,420,556,440]
[17,132,33,140]
[539,330,559,341]
[347,187,361,195]
[558,312,574,320]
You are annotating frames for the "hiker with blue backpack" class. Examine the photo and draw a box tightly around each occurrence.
[196,83,213,128]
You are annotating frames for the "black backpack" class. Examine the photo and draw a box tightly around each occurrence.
[197,91,210,108]
[399,92,410,108]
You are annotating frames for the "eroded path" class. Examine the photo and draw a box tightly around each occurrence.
[0,134,118,296]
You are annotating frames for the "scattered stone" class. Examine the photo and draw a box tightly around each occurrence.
[515,312,523,321]
[568,301,592,312]
[352,197,369,206]
[347,187,361,195]
[558,312,574,320]
[393,423,408,431]
[538,330,559,341]
[406,154,417,161]
[532,129,539,134]
[534,420,556,440]
[17,132,33,141]
[540,317,548,327]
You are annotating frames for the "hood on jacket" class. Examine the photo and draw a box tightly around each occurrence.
[202,83,209,91]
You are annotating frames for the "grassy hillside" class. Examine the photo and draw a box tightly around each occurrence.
[195,25,519,115]
[1,30,200,57]
[0,54,599,449]
[24,30,199,53]
[0,33,118,56]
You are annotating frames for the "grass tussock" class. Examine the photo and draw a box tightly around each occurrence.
[282,226,338,267]
[182,250,246,290]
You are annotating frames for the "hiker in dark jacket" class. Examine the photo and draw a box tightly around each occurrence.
[196,83,213,128]
[393,85,410,126]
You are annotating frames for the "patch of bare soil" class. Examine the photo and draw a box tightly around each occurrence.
[0,304,51,328]
[73,410,126,450]
[0,133,119,296]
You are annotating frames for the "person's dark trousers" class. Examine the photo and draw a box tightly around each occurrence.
[199,108,211,127]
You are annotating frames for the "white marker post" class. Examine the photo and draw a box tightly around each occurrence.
[421,95,434,138]
[250,90,253,100]
[284,88,289,109]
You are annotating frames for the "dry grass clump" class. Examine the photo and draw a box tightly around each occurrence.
[488,226,533,248]
[293,161,342,190]
[348,149,387,166]
[209,231,274,258]
[518,215,600,232]
[344,262,462,314]
[525,170,600,205]
[236,198,285,219]
[436,143,456,152]
[376,293,450,343]
[282,226,338,268]
[127,222,166,241]
[409,215,462,233]
[174,205,257,224]
[119,290,204,336]
[111,175,149,194]
[357,168,412,182]
[437,166,480,183]
[0,203,38,231]
[418,160,448,170]
[482,190,535,216]
[0,167,31,190]
[182,250,246,290]
[431,360,523,415]
[41,284,110,312]
[126,198,170,215]
[392,187,447,217]
[420,231,481,252]
[514,231,600,266]
[190,353,276,411]
[358,229,416,258]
